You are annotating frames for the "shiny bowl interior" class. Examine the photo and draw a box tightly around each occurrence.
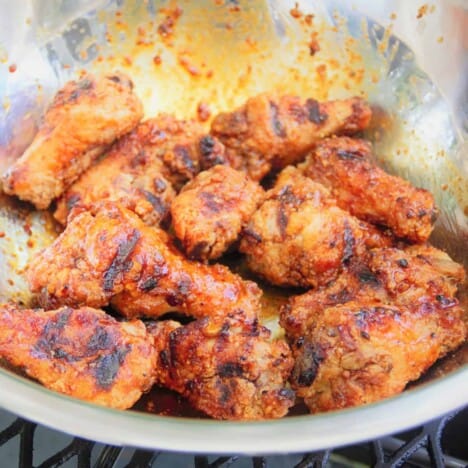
[0,0,466,454]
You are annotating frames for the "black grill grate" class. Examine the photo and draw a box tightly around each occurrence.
[0,407,466,467]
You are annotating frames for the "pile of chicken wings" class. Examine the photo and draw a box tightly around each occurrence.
[0,72,465,419]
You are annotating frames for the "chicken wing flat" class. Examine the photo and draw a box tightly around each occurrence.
[54,119,176,226]
[287,300,465,413]
[280,244,466,412]
[281,244,465,338]
[149,315,295,420]
[2,73,143,209]
[300,137,437,242]
[0,304,156,409]
[54,115,226,225]
[239,167,391,288]
[171,165,264,261]
[211,94,371,181]
[28,203,262,321]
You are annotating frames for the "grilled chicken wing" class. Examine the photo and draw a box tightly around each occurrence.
[281,244,465,337]
[54,120,176,226]
[28,203,262,321]
[287,300,465,413]
[281,245,466,412]
[239,167,391,288]
[149,315,295,420]
[171,165,264,261]
[0,304,156,409]
[300,137,437,242]
[211,94,371,181]
[2,73,143,209]
[143,116,226,190]
[54,115,226,225]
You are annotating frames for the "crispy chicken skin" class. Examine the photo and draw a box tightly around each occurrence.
[239,167,391,288]
[300,137,437,242]
[211,94,371,181]
[2,73,143,209]
[142,116,226,190]
[54,115,226,225]
[171,165,264,261]
[281,244,466,338]
[54,120,176,226]
[84,114,226,192]
[148,315,295,420]
[0,305,156,409]
[287,301,465,413]
[281,245,466,412]
[28,203,262,321]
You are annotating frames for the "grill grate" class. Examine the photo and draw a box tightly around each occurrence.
[0,407,466,467]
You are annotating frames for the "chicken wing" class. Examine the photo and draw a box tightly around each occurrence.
[281,244,465,338]
[287,300,465,413]
[171,165,264,261]
[211,94,371,181]
[54,115,227,225]
[54,119,176,226]
[300,137,437,242]
[2,73,143,209]
[28,202,262,321]
[281,245,466,412]
[148,315,295,420]
[0,304,156,409]
[239,167,391,288]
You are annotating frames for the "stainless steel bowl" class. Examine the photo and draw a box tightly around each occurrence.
[0,0,466,454]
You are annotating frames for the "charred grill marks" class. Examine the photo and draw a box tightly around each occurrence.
[174,144,196,173]
[305,99,328,124]
[336,149,362,160]
[141,189,166,215]
[217,362,244,378]
[292,341,325,387]
[103,230,141,292]
[32,309,72,360]
[269,101,286,138]
[342,220,355,264]
[139,277,158,292]
[87,326,112,352]
[93,346,131,389]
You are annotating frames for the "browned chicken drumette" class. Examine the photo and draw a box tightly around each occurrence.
[171,165,264,261]
[0,304,156,409]
[54,115,226,225]
[280,245,466,412]
[211,94,371,181]
[54,120,175,226]
[149,314,295,420]
[300,137,437,242]
[239,167,391,288]
[287,300,465,413]
[2,73,143,209]
[28,203,262,321]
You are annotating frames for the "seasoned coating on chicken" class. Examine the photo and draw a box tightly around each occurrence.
[281,244,466,338]
[239,167,391,288]
[211,94,371,181]
[171,165,264,261]
[28,203,262,321]
[148,315,295,420]
[0,304,156,409]
[287,300,465,413]
[300,137,437,242]
[54,120,176,226]
[2,73,143,209]
[367,245,466,308]
[73,114,226,193]
[280,243,466,412]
